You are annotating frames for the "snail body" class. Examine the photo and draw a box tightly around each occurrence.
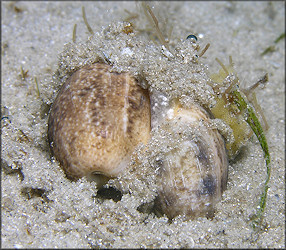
[48,63,151,180]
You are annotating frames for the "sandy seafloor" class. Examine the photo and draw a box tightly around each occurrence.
[1,1,285,248]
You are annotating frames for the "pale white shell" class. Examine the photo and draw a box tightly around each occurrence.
[153,102,228,218]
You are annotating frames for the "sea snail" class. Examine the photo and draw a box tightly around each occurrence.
[153,101,228,219]
[47,22,229,219]
[48,63,151,180]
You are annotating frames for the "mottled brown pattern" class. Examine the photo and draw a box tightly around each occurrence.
[48,63,151,180]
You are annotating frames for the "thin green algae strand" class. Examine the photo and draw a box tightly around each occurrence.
[232,89,271,230]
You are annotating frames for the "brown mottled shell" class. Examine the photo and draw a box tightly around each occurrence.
[154,103,228,219]
[48,63,151,180]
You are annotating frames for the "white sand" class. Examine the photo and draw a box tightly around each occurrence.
[1,1,285,248]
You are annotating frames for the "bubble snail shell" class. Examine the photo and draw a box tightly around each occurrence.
[48,63,151,180]
[48,22,230,219]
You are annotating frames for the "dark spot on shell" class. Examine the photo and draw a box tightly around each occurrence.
[195,137,211,169]
[201,174,216,196]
